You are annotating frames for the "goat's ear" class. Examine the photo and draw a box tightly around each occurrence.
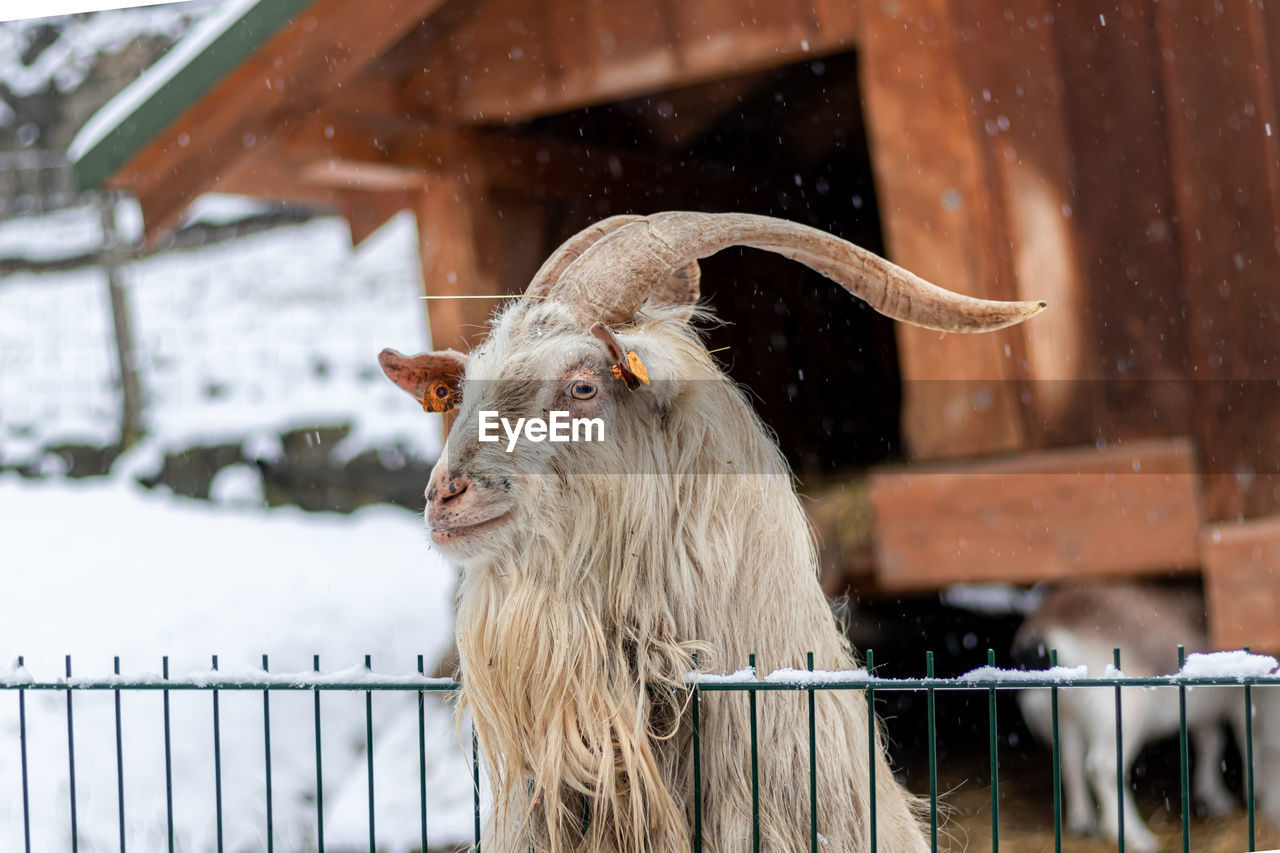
[589,323,651,391]
[378,348,468,408]
[588,323,627,364]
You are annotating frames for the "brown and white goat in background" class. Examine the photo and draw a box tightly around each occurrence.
[381,212,1045,852]
[1015,581,1280,853]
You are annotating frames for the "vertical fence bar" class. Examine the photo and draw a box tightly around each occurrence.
[262,654,274,853]
[66,655,79,853]
[1245,647,1255,852]
[163,657,174,853]
[692,652,703,853]
[314,655,325,853]
[417,654,428,853]
[748,653,759,853]
[987,649,998,853]
[865,649,877,853]
[365,654,375,853]
[1050,650,1062,853]
[212,654,224,853]
[114,655,126,853]
[1177,645,1189,853]
[17,656,31,853]
[808,651,817,853]
[472,724,481,851]
[1113,648,1125,853]
[926,651,937,853]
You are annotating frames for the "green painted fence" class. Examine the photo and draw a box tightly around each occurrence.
[4,645,1277,852]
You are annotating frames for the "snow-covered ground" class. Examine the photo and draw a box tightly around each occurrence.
[0,209,443,469]
[1,3,471,846]
[0,471,475,852]
[0,196,471,849]
[0,196,141,261]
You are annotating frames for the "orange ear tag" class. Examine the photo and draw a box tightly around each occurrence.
[609,351,650,391]
[419,380,456,413]
[625,351,649,385]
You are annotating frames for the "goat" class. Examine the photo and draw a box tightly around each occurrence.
[1014,581,1273,852]
[380,212,1045,852]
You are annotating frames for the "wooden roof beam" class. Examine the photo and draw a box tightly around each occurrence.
[274,108,759,205]
[123,0,453,243]
[282,109,456,191]
[151,136,342,216]
[211,135,414,246]
[401,0,863,125]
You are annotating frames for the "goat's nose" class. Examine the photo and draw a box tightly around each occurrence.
[441,477,468,502]
[426,471,471,509]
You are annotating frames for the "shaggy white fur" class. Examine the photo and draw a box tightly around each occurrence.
[437,301,928,852]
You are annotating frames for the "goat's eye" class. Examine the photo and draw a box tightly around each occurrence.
[567,380,597,400]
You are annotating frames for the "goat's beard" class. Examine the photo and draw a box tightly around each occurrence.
[455,489,699,853]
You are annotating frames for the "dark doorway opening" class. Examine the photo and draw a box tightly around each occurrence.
[526,51,903,479]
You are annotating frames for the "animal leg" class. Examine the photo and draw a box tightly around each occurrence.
[1192,722,1236,816]
[1086,705,1158,853]
[1059,724,1097,836]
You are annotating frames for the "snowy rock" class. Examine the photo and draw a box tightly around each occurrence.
[208,461,264,506]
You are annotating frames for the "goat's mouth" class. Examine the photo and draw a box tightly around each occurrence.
[429,509,514,544]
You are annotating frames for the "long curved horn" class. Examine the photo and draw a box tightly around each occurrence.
[551,211,1045,332]
[528,216,702,319]
[525,214,643,298]
[646,261,700,318]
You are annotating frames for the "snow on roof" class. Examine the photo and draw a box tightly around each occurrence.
[69,0,316,191]
[0,4,207,104]
[68,0,261,162]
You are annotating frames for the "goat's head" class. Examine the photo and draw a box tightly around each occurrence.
[381,212,1045,565]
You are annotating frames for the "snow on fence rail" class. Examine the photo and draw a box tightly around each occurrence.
[3,646,1279,853]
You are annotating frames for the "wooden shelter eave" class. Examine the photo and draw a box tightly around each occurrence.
[71,0,317,193]
[72,0,867,242]
[72,0,456,238]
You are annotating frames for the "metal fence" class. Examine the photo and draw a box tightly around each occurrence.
[0,149,79,216]
[3,646,1277,853]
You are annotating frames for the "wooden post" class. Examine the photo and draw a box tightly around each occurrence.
[1050,2,1194,443]
[860,0,1034,460]
[1202,517,1280,653]
[1155,0,1280,519]
[415,174,496,356]
[98,192,143,448]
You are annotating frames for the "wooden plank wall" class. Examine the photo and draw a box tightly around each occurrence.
[861,0,1280,520]
[869,438,1203,591]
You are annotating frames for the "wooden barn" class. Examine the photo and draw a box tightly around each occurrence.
[72,0,1280,649]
